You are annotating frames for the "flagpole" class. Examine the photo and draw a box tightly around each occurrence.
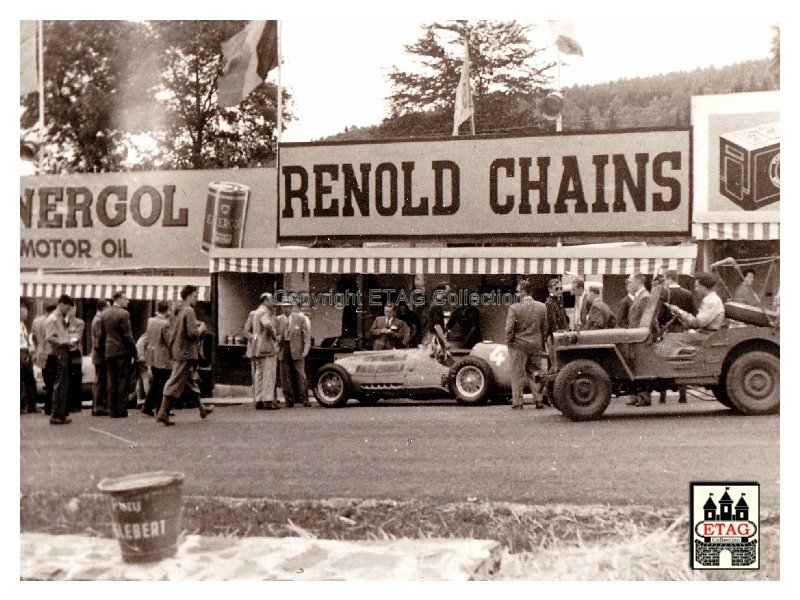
[556,47,562,133]
[467,37,475,135]
[276,20,283,147]
[37,19,45,173]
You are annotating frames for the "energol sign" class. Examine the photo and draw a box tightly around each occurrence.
[278,129,692,238]
[20,168,276,269]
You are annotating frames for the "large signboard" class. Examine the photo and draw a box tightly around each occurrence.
[20,168,277,269]
[278,129,691,238]
[692,91,780,213]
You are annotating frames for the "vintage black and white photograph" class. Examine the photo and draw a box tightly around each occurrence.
[19,5,782,583]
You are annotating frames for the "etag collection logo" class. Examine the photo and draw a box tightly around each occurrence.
[690,482,760,570]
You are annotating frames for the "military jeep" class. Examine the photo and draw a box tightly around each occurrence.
[547,262,779,421]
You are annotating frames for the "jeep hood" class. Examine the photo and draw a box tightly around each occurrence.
[553,327,651,347]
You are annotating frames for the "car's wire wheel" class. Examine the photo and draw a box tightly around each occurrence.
[448,357,493,405]
[312,365,351,408]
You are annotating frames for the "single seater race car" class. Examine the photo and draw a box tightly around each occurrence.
[312,325,527,407]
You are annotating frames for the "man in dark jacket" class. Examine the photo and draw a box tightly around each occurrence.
[505,280,549,410]
[656,271,696,333]
[141,301,173,416]
[545,278,569,336]
[90,300,110,416]
[156,286,211,425]
[98,291,137,418]
[445,293,482,349]
[583,285,617,330]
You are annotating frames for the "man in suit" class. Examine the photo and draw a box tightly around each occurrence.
[243,292,280,410]
[369,302,411,350]
[624,273,652,406]
[583,285,616,330]
[570,278,587,331]
[277,298,312,407]
[157,286,212,425]
[505,280,549,410]
[545,278,570,337]
[141,301,172,416]
[31,303,57,414]
[656,271,696,332]
[45,295,75,425]
[65,304,85,413]
[99,291,137,418]
[90,300,110,416]
[20,301,38,414]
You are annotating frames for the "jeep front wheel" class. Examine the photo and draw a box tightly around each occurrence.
[725,351,779,415]
[553,360,612,421]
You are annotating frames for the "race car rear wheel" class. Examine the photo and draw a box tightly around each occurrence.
[313,365,352,408]
[448,357,494,405]
[725,351,779,415]
[553,359,612,421]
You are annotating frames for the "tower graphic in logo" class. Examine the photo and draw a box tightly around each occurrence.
[690,482,759,570]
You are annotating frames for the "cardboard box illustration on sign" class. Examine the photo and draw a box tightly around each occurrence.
[719,122,780,210]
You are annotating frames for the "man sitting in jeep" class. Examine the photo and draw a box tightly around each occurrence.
[668,273,725,332]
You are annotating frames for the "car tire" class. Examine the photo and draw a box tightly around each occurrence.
[553,359,612,421]
[312,365,352,408]
[710,384,735,409]
[725,351,779,415]
[448,357,494,405]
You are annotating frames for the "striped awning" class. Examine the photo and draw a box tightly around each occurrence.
[692,211,780,240]
[692,222,780,240]
[20,274,210,301]
[210,245,697,276]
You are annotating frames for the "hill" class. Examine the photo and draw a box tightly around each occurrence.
[322,59,778,141]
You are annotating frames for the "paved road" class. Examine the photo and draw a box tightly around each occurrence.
[20,395,779,511]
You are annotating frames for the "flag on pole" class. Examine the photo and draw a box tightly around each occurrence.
[452,39,474,135]
[20,20,38,96]
[217,20,279,108]
[548,20,584,57]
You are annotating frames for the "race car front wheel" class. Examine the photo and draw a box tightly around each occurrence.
[312,365,352,408]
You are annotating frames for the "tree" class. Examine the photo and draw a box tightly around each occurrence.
[385,21,555,136]
[769,24,780,86]
[21,21,148,173]
[20,20,293,173]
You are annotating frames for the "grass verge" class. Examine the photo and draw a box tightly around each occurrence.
[20,492,779,581]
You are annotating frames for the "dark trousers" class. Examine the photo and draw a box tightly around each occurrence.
[144,367,171,414]
[279,356,308,406]
[106,355,130,418]
[42,353,58,414]
[92,360,108,415]
[68,352,82,412]
[20,351,38,413]
[50,346,70,421]
[159,360,204,419]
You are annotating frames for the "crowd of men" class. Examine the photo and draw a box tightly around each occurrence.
[20,269,746,420]
[20,285,212,426]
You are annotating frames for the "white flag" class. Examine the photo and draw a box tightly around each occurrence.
[20,20,38,96]
[548,20,584,56]
[452,39,473,136]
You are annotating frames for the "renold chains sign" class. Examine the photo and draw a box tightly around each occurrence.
[20,169,275,269]
[279,130,691,238]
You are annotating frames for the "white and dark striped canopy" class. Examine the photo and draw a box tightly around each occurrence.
[20,274,210,302]
[210,245,698,276]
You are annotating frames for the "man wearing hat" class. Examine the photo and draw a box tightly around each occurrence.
[243,292,280,410]
[276,296,312,407]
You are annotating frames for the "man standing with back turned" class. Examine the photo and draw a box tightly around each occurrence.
[99,291,137,419]
[506,280,549,410]
[157,286,212,425]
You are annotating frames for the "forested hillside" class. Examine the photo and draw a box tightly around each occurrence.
[323,58,778,141]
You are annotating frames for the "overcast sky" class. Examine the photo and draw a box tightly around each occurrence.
[278,18,778,142]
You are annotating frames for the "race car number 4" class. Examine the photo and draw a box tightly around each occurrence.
[489,346,507,366]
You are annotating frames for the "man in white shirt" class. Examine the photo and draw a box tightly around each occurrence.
[570,278,586,331]
[669,273,725,332]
